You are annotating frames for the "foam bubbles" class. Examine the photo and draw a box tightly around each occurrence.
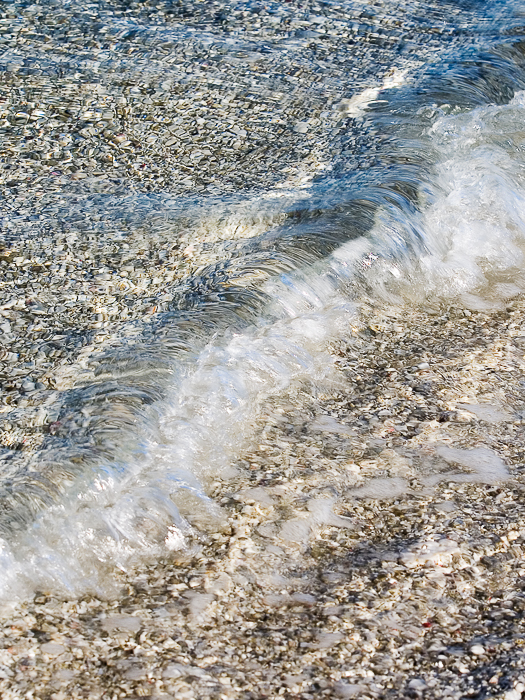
[435,446,509,484]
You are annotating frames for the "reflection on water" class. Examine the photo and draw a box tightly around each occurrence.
[0,0,525,599]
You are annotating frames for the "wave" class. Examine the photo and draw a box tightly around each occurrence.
[1,0,525,601]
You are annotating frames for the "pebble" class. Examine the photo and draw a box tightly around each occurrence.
[333,682,366,698]
[100,615,142,633]
[20,379,35,393]
[294,122,310,134]
[40,642,66,656]
[470,644,485,656]
[504,689,524,700]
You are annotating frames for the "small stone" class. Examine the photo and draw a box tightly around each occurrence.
[55,669,75,681]
[291,592,316,606]
[186,592,215,617]
[40,642,66,656]
[315,631,344,649]
[284,674,306,689]
[434,501,457,513]
[204,572,232,596]
[504,689,523,700]
[333,682,366,698]
[124,666,147,680]
[21,379,35,393]
[470,644,485,656]
[294,122,309,134]
[162,664,184,680]
[100,615,142,633]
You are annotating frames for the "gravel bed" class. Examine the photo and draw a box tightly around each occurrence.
[0,0,523,697]
[0,0,467,453]
[1,298,524,699]
[0,0,512,452]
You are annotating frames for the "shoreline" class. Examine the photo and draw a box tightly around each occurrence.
[1,297,524,699]
[0,1,524,697]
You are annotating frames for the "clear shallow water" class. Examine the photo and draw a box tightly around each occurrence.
[1,0,525,600]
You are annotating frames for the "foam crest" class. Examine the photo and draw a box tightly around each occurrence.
[374,93,525,307]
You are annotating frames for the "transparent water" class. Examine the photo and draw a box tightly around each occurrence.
[1,0,525,600]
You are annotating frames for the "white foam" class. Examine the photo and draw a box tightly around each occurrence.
[351,477,408,500]
[3,91,525,601]
[335,68,409,118]
[435,446,509,484]
[401,538,461,569]
[457,403,511,423]
[337,92,525,308]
